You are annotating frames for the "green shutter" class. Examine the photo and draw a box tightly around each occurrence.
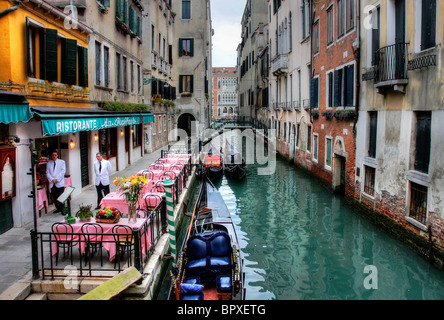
[137,16,142,37]
[190,39,194,57]
[61,38,77,85]
[44,28,58,82]
[78,47,88,87]
[103,0,110,7]
[178,38,183,57]
[129,7,135,32]
[124,1,129,25]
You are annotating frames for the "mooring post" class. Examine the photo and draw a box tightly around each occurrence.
[162,180,176,267]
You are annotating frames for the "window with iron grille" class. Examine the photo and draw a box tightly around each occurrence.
[363,165,375,196]
[409,182,428,224]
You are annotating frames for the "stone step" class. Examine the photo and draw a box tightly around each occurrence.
[25,293,47,300]
[0,282,31,300]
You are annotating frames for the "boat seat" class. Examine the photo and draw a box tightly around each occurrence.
[185,232,233,278]
[180,283,204,300]
[216,275,232,293]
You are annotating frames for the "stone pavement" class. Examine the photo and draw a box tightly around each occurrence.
[0,147,166,296]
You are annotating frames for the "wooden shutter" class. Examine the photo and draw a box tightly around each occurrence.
[179,75,183,92]
[414,112,431,173]
[25,18,31,77]
[421,0,436,50]
[178,39,183,57]
[368,112,377,158]
[190,39,194,56]
[44,28,58,82]
[345,65,354,106]
[334,70,341,106]
[78,47,88,87]
[310,78,318,108]
[61,38,77,85]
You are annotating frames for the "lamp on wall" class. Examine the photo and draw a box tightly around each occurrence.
[94,134,99,142]
[69,140,75,149]
[120,130,124,137]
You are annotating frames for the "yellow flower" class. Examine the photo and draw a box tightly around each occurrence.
[113,178,120,186]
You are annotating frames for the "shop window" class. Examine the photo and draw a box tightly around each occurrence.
[132,124,142,148]
[0,149,16,200]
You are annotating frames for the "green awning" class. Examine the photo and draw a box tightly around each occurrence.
[31,107,154,136]
[0,104,33,124]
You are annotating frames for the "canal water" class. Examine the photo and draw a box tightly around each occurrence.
[160,131,444,300]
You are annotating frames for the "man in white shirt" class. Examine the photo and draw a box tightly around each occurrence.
[46,150,66,214]
[94,152,112,209]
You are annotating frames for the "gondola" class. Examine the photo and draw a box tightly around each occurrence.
[201,145,223,180]
[223,139,247,179]
[169,173,245,300]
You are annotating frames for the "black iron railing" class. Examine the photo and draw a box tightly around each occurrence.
[374,43,409,83]
[31,199,167,280]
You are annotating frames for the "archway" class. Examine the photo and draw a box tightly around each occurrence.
[177,113,196,139]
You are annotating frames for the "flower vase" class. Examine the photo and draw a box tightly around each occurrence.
[128,203,137,223]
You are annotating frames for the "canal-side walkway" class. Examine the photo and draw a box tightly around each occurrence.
[0,147,167,298]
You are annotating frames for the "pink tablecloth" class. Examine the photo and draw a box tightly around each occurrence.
[37,188,48,211]
[51,218,151,262]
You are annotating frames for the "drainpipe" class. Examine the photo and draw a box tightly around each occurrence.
[353,0,361,137]
[0,6,18,18]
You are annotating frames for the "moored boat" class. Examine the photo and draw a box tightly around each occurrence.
[201,145,223,180]
[223,139,247,179]
[169,174,245,300]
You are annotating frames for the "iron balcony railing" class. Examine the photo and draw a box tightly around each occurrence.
[374,43,408,83]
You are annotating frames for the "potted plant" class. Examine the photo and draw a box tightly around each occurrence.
[76,204,94,222]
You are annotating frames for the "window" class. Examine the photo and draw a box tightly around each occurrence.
[371,6,380,66]
[334,64,354,107]
[151,25,155,51]
[368,112,378,158]
[414,111,431,173]
[179,75,193,93]
[132,124,142,147]
[179,38,194,57]
[364,165,376,196]
[313,134,318,161]
[327,72,334,108]
[130,60,134,93]
[409,182,428,224]
[345,0,354,31]
[327,6,334,45]
[95,41,101,86]
[116,53,121,90]
[137,64,141,94]
[99,128,117,159]
[337,0,345,37]
[310,77,319,108]
[273,0,282,14]
[326,137,332,167]
[103,46,110,87]
[182,0,191,19]
[301,0,310,39]
[421,0,436,50]
[123,56,127,91]
[313,20,320,54]
[307,126,312,152]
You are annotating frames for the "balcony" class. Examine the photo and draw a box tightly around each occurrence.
[271,54,288,75]
[374,43,409,94]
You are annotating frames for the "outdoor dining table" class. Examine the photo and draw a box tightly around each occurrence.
[99,192,150,217]
[51,217,151,262]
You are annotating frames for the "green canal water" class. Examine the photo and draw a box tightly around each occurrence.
[206,131,444,300]
[159,132,444,300]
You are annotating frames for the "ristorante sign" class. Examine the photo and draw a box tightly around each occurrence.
[41,114,154,136]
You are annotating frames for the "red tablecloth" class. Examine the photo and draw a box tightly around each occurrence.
[51,218,151,262]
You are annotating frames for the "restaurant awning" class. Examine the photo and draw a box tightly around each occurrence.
[0,91,33,124]
[31,106,155,136]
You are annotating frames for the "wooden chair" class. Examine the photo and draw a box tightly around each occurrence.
[81,223,104,267]
[112,225,135,270]
[51,222,77,266]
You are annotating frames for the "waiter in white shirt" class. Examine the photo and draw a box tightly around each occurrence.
[94,152,112,209]
[46,150,66,214]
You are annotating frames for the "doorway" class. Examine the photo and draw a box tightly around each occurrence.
[333,155,346,195]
